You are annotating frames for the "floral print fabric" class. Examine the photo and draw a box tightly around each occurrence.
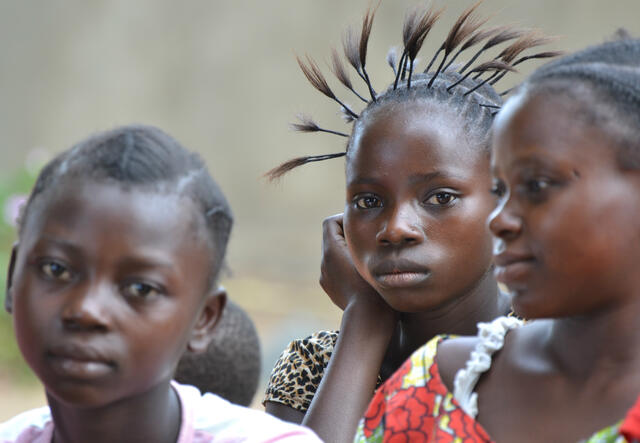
[355,335,492,443]
[354,334,634,443]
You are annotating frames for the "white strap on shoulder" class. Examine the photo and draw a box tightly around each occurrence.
[453,316,523,418]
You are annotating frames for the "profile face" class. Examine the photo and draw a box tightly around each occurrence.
[9,181,214,407]
[343,101,496,313]
[489,90,640,318]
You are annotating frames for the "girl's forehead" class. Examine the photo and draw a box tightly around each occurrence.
[495,92,571,149]
[363,99,464,131]
[492,90,619,173]
[23,181,205,247]
[18,182,213,291]
[347,103,484,175]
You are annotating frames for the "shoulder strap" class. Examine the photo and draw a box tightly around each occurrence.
[453,316,523,418]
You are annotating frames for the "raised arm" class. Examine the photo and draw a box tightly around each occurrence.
[302,214,397,442]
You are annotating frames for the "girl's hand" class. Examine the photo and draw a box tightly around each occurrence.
[319,214,390,317]
[304,214,397,441]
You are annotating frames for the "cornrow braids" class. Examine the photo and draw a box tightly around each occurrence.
[522,37,640,169]
[267,1,558,181]
[21,124,233,286]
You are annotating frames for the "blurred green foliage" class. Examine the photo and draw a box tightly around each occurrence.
[0,166,36,382]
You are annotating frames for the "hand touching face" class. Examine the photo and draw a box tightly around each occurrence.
[320,214,383,311]
[344,102,496,313]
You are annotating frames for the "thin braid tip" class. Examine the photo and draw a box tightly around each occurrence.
[265,153,347,182]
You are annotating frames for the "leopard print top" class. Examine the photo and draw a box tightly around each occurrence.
[264,300,516,413]
[263,330,339,412]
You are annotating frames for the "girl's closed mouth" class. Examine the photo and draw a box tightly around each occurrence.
[375,271,431,288]
[47,344,116,379]
[493,251,536,284]
[372,259,431,288]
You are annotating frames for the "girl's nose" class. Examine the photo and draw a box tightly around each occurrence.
[488,199,522,240]
[61,284,111,332]
[376,204,424,246]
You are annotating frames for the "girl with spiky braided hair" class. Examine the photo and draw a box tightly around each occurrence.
[263,2,557,441]
[357,36,640,442]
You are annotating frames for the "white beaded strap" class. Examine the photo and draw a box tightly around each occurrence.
[452,316,523,418]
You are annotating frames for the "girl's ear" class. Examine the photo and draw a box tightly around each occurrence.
[187,285,227,353]
[5,243,18,314]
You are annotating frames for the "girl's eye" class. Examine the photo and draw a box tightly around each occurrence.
[40,261,73,282]
[526,178,550,194]
[490,180,507,198]
[425,192,456,206]
[123,282,160,299]
[355,195,382,209]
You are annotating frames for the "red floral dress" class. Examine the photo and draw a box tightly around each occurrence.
[354,332,638,443]
[354,335,492,443]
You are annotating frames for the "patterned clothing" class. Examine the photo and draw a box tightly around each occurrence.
[265,300,517,414]
[584,423,626,443]
[264,330,383,413]
[0,381,321,443]
[355,335,492,442]
[355,321,636,443]
[264,331,339,412]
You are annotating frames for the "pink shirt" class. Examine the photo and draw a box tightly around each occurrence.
[0,382,320,443]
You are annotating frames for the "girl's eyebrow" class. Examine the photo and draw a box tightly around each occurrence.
[348,171,448,187]
[33,236,177,271]
[407,171,452,185]
[33,236,84,257]
[347,176,379,186]
[510,154,557,171]
[117,255,176,271]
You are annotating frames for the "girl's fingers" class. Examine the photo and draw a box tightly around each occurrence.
[334,214,344,235]
[323,213,347,246]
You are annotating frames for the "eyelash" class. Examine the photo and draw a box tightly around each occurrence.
[121,281,163,299]
[37,259,164,300]
[524,178,550,193]
[491,177,555,204]
[354,195,382,209]
[39,259,74,282]
[424,191,457,206]
[490,180,507,198]
[517,177,553,201]
[353,191,458,210]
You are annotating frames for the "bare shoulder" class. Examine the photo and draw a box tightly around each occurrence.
[436,336,480,392]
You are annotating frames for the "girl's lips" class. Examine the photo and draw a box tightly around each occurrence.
[371,258,431,289]
[375,271,431,288]
[46,344,116,379]
[49,355,114,379]
[493,257,535,285]
[493,250,535,267]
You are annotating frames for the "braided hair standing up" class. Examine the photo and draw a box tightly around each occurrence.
[267,1,560,179]
[401,35,640,443]
[263,3,560,441]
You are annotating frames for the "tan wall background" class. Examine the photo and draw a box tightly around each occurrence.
[0,0,638,415]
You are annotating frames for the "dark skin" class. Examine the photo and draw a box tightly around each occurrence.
[438,90,640,442]
[267,101,510,441]
[6,181,225,443]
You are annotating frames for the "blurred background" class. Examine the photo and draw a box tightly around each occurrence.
[0,0,638,417]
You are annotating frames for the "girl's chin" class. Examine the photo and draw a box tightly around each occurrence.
[510,289,560,320]
[379,290,453,315]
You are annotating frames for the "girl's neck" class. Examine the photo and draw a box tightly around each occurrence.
[546,295,640,382]
[48,379,181,443]
[390,269,507,369]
